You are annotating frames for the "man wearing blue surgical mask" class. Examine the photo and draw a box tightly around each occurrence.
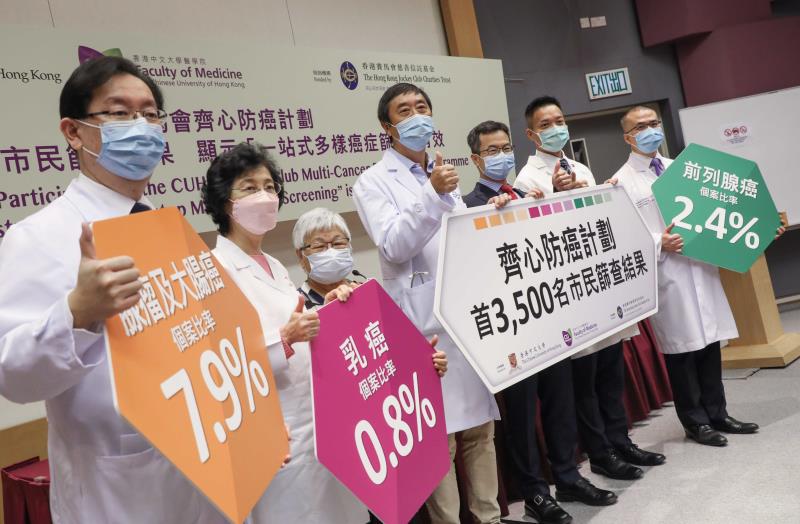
[354,83,502,524]
[610,106,783,447]
[514,96,595,196]
[0,57,233,523]
[463,120,543,208]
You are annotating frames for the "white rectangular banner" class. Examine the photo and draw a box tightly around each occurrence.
[434,185,658,393]
[0,25,509,235]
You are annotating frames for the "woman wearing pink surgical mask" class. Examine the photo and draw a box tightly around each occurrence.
[202,142,365,523]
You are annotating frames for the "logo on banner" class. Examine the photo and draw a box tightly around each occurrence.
[616,306,624,319]
[78,45,123,64]
[562,329,573,347]
[340,61,359,90]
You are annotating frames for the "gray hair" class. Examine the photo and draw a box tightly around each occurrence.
[292,207,352,249]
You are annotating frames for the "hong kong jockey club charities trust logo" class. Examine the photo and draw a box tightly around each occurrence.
[340,61,358,90]
[562,329,573,347]
[78,46,123,64]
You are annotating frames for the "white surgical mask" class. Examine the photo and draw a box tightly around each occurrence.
[307,247,354,284]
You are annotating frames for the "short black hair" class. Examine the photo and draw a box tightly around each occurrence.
[59,56,164,118]
[467,121,510,154]
[524,95,562,125]
[202,142,285,235]
[377,82,432,125]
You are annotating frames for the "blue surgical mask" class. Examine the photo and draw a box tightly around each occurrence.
[482,152,516,181]
[537,125,570,153]
[307,247,354,284]
[79,117,165,181]
[393,114,434,152]
[634,126,664,154]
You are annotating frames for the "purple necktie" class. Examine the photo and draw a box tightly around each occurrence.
[650,157,664,177]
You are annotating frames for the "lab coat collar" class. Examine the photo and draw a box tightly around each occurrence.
[64,173,155,223]
[522,152,549,172]
[383,148,427,196]
[628,150,665,173]
[533,149,563,170]
[214,234,290,294]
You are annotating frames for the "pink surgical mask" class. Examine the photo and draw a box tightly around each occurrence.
[230,190,279,235]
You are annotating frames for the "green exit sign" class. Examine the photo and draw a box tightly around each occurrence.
[585,67,632,100]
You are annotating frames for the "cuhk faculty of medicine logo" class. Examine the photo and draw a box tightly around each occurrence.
[617,306,624,319]
[562,329,573,347]
[79,46,123,64]
[340,61,358,90]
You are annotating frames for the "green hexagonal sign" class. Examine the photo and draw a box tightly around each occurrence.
[652,143,780,273]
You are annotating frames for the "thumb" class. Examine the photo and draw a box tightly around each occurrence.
[429,334,439,349]
[434,151,443,167]
[552,161,560,176]
[294,295,305,314]
[665,222,675,234]
[79,222,96,260]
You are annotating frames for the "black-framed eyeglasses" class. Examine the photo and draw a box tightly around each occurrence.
[301,238,351,254]
[625,120,662,134]
[479,144,514,156]
[84,109,168,124]
[231,181,283,196]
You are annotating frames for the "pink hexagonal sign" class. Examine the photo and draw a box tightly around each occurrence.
[311,279,450,524]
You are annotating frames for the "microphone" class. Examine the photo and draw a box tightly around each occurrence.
[351,269,368,282]
[559,158,574,176]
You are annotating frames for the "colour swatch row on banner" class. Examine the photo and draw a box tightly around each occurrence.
[472,191,613,231]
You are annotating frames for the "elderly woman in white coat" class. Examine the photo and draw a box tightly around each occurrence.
[201,143,366,522]
[611,106,785,447]
[291,206,449,524]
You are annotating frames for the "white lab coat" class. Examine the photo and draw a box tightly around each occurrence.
[211,235,366,523]
[353,148,499,434]
[512,151,638,358]
[612,152,738,354]
[0,175,229,524]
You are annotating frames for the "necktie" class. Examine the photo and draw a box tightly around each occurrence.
[650,157,664,177]
[559,158,574,175]
[130,202,151,214]
[499,184,518,200]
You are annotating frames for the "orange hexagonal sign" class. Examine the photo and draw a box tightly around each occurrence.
[93,207,288,523]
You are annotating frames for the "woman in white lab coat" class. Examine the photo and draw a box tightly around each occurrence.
[201,143,366,522]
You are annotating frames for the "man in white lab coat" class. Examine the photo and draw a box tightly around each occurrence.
[353,83,501,524]
[0,57,230,522]
[514,97,666,479]
[513,95,593,196]
[611,106,774,446]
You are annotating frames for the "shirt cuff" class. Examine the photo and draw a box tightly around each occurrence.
[59,296,105,368]
[423,180,456,213]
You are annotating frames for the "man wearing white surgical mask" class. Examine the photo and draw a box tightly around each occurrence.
[0,57,233,523]
[514,96,595,196]
[354,83,502,524]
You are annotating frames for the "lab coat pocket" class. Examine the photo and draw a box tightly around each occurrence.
[399,279,442,337]
[120,432,151,454]
[93,447,202,523]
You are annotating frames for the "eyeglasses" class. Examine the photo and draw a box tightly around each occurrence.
[625,120,662,134]
[480,144,514,156]
[301,238,351,254]
[231,182,283,196]
[84,109,169,124]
